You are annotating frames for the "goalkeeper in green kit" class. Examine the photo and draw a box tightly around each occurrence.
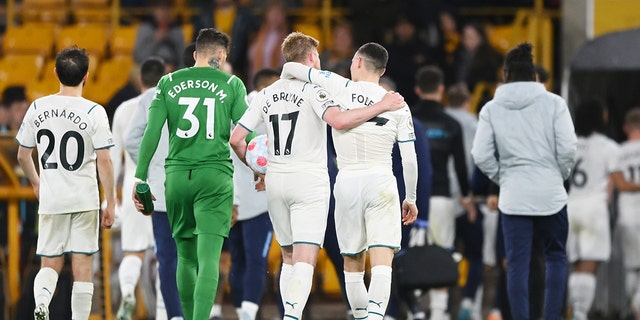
[132,28,249,320]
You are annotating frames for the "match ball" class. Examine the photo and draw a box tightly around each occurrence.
[246,134,269,174]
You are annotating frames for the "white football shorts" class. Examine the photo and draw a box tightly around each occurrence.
[36,210,99,257]
[567,196,611,262]
[120,197,155,252]
[333,170,401,255]
[427,196,455,249]
[266,170,329,247]
[618,224,640,269]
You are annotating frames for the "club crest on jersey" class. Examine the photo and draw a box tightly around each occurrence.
[316,89,329,102]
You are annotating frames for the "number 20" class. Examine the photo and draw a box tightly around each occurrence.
[177,97,215,139]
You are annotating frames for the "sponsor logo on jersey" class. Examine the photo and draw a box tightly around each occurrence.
[318,70,332,78]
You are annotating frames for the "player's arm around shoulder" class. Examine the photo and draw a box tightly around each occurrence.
[281,61,349,94]
[323,91,406,130]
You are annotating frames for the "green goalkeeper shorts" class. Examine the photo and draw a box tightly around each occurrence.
[165,167,233,239]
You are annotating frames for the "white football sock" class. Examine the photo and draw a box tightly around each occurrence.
[241,301,259,320]
[71,281,93,320]
[344,271,367,318]
[279,263,293,303]
[429,289,448,319]
[156,273,167,320]
[368,265,392,319]
[118,255,142,299]
[33,267,58,308]
[569,272,596,317]
[209,303,222,317]
[283,262,314,319]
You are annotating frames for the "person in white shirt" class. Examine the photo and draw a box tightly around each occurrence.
[280,42,419,319]
[617,107,640,317]
[111,57,167,320]
[567,100,640,320]
[229,32,405,320]
[16,46,116,320]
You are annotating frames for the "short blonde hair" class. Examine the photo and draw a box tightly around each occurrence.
[281,32,319,63]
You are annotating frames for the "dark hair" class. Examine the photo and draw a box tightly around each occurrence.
[183,42,196,67]
[415,65,444,94]
[55,46,90,87]
[447,83,470,107]
[2,86,27,106]
[253,68,280,90]
[195,28,230,56]
[140,57,166,88]
[574,98,606,137]
[356,42,388,74]
[534,64,548,83]
[503,42,536,82]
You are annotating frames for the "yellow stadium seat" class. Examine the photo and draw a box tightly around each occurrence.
[56,24,109,59]
[182,24,194,45]
[110,24,138,57]
[26,80,59,101]
[3,25,55,57]
[71,0,112,24]
[0,54,45,87]
[21,0,69,24]
[84,55,134,104]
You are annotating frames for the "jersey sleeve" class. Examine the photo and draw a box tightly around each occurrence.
[281,62,350,95]
[607,141,622,173]
[307,84,339,120]
[237,92,264,133]
[15,102,36,147]
[397,107,416,143]
[230,77,250,124]
[90,105,114,150]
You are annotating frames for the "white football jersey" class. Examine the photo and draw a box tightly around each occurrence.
[568,133,620,199]
[281,62,415,170]
[16,95,114,214]
[110,96,140,213]
[238,78,338,173]
[618,140,640,225]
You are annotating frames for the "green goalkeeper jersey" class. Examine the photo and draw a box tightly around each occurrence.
[135,66,249,180]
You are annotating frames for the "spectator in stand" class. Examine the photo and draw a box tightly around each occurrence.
[2,86,29,131]
[192,0,258,82]
[439,8,461,84]
[247,0,289,90]
[320,20,356,78]
[451,22,502,91]
[133,0,185,71]
[385,16,438,106]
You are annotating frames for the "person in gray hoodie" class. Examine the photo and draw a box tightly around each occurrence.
[471,42,577,320]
